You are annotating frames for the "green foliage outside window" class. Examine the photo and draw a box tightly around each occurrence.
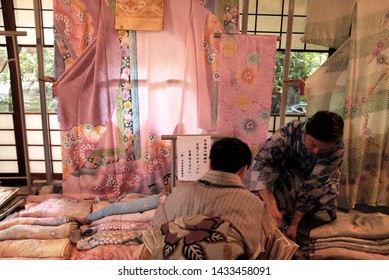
[0,46,56,113]
[271,51,328,113]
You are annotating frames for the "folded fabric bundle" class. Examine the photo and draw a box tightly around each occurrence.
[70,243,145,260]
[0,238,72,259]
[0,222,78,241]
[313,236,389,246]
[76,230,143,250]
[298,211,389,259]
[309,212,389,240]
[10,197,93,224]
[84,194,160,223]
[0,216,75,231]
[89,209,156,226]
[309,247,389,260]
[82,221,151,236]
[309,239,389,255]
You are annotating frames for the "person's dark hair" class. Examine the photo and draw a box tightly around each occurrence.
[209,137,252,173]
[305,111,344,143]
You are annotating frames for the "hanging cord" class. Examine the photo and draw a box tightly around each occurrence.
[38,76,58,97]
[0,58,15,73]
[38,75,57,84]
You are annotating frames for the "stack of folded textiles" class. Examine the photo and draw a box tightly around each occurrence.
[0,192,167,260]
[70,193,167,260]
[297,211,389,260]
[0,194,92,259]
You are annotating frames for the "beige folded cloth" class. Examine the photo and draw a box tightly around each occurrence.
[0,238,72,259]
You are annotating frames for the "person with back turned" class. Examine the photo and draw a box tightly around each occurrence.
[151,137,271,259]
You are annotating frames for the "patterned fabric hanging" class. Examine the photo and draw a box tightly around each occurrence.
[53,0,227,199]
[304,0,389,208]
[197,0,240,33]
[217,34,278,153]
[115,0,164,31]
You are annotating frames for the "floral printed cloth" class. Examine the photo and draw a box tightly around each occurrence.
[70,243,145,260]
[197,0,239,33]
[0,238,72,259]
[304,0,389,208]
[82,221,151,236]
[95,221,151,232]
[148,214,245,260]
[89,209,156,227]
[6,197,92,224]
[0,216,75,231]
[217,34,277,153]
[54,0,226,200]
[0,222,78,241]
[76,230,143,250]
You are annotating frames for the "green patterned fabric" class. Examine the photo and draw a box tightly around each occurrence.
[302,0,355,48]
[305,0,389,209]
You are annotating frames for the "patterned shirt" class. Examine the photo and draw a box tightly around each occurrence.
[153,170,268,259]
[250,120,344,216]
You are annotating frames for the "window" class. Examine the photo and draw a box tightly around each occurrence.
[0,0,58,187]
[0,0,55,113]
[242,0,329,116]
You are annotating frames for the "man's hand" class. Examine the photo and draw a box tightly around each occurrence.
[286,209,304,242]
[285,224,297,241]
[259,189,283,227]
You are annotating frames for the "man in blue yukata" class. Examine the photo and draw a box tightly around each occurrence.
[250,111,344,242]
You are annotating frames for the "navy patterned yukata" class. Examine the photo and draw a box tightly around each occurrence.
[250,120,344,220]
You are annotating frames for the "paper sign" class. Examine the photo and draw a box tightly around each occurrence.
[176,136,211,181]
